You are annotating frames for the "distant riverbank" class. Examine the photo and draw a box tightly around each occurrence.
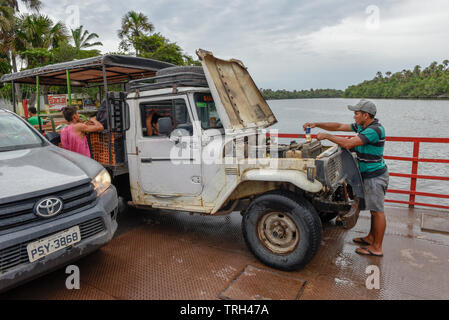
[262,60,449,101]
[260,88,343,100]
[265,96,449,101]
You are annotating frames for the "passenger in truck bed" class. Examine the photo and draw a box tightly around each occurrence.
[61,106,104,157]
[96,100,108,129]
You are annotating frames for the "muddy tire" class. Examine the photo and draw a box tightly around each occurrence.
[242,191,322,271]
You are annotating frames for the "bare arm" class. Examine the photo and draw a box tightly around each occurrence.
[316,132,364,149]
[78,117,104,134]
[303,122,353,132]
[146,113,153,136]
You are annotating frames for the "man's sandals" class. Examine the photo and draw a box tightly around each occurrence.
[355,246,383,257]
[353,237,383,256]
[352,237,372,246]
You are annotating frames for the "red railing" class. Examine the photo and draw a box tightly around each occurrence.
[270,133,449,210]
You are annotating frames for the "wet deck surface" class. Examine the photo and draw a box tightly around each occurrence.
[2,206,449,300]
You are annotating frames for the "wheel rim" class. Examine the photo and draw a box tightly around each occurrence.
[257,211,300,254]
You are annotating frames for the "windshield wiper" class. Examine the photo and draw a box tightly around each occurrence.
[0,143,43,152]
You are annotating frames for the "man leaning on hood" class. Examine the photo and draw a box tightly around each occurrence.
[303,99,389,257]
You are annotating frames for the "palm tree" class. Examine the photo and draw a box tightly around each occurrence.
[15,13,69,66]
[428,61,438,75]
[117,11,154,55]
[0,0,42,109]
[0,5,14,51]
[442,59,449,71]
[1,0,41,73]
[413,65,421,76]
[3,0,41,12]
[16,14,68,47]
[71,25,102,52]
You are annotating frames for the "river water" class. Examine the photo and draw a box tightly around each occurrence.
[266,98,449,210]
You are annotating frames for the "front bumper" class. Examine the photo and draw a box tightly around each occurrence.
[336,198,361,229]
[0,186,118,293]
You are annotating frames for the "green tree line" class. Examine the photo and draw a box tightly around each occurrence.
[344,61,449,99]
[260,88,343,100]
[260,60,449,100]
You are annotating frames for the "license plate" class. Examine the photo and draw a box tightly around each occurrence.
[27,226,81,262]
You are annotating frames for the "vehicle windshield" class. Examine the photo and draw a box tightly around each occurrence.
[0,112,45,152]
[194,93,223,129]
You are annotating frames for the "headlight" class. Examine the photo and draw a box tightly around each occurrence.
[92,169,111,196]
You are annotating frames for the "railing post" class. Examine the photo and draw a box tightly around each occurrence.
[66,69,72,106]
[409,141,420,208]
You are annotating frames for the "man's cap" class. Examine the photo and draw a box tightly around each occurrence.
[347,99,377,115]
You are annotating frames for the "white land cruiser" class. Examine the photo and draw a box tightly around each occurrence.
[110,49,365,270]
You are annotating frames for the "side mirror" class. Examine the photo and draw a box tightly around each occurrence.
[158,117,173,136]
[169,128,190,144]
[176,123,193,135]
[45,131,60,145]
[108,92,130,132]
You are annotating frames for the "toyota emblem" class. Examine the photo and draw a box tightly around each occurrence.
[34,197,63,218]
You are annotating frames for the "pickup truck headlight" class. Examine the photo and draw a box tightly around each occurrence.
[92,169,111,196]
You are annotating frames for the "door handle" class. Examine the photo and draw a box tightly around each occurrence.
[141,158,152,163]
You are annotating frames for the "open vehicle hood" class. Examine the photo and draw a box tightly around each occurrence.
[197,49,277,131]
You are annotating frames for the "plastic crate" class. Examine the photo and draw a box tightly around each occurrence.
[88,132,125,166]
[33,120,66,132]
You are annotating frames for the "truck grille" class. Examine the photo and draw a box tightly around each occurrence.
[0,182,97,232]
[0,217,105,274]
[326,154,343,185]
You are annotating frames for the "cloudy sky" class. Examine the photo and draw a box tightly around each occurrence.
[18,0,449,90]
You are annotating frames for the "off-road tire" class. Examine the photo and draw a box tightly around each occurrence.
[242,191,322,271]
[155,66,207,87]
[156,66,204,76]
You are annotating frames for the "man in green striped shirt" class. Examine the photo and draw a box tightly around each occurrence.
[303,99,389,257]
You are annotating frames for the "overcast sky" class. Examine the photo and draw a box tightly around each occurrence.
[18,0,449,90]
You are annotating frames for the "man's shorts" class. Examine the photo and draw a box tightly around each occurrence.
[363,170,389,212]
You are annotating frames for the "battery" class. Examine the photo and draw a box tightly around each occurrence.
[301,140,322,158]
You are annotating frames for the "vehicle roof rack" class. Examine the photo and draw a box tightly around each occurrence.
[128,72,209,91]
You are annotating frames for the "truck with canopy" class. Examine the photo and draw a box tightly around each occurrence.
[1,50,365,271]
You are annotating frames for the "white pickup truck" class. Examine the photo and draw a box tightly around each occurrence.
[2,50,365,271]
[109,49,365,270]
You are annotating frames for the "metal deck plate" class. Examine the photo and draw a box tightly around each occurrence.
[2,208,449,300]
[219,265,306,300]
[421,213,449,234]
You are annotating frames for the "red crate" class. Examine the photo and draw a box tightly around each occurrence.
[88,132,125,166]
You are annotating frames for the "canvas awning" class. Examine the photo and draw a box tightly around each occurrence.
[0,55,174,86]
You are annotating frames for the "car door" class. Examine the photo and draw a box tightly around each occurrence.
[135,96,202,196]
